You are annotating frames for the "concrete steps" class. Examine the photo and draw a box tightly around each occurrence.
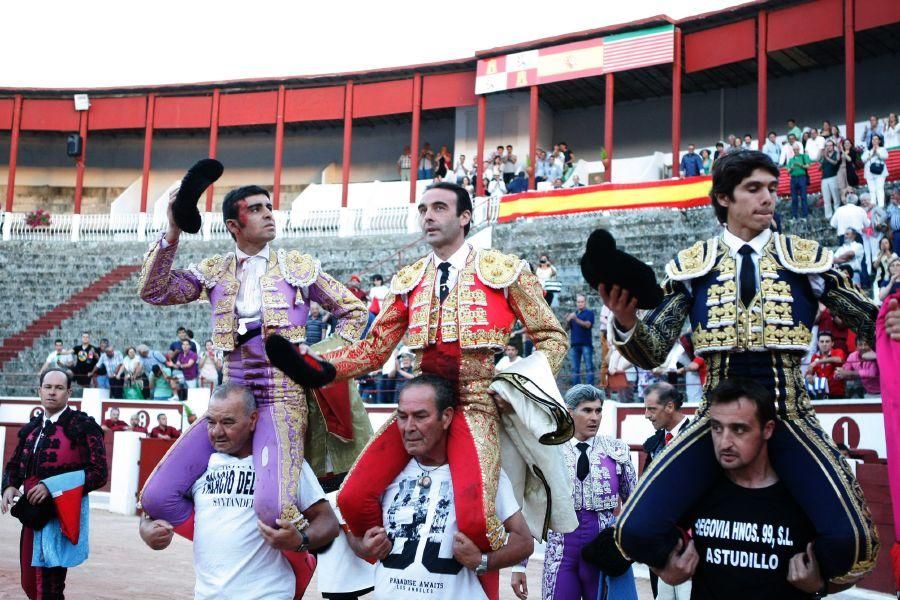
[0,265,140,366]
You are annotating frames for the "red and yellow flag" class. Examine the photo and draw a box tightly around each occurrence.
[497,176,711,222]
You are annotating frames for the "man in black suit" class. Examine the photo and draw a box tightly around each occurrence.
[642,382,691,462]
[641,381,691,597]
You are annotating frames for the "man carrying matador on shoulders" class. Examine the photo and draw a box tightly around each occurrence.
[266,182,575,600]
[583,150,878,590]
[136,161,370,596]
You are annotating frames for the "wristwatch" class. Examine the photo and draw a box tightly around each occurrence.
[475,553,489,575]
[296,531,310,553]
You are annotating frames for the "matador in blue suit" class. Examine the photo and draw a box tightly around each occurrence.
[600,151,878,585]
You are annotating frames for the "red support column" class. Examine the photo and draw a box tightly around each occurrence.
[671,27,683,175]
[604,74,614,183]
[475,94,486,197]
[341,81,354,208]
[844,0,855,141]
[409,74,422,204]
[528,86,539,190]
[757,12,768,145]
[205,89,220,213]
[273,85,286,210]
[4,94,22,213]
[140,94,156,213]
[73,111,89,214]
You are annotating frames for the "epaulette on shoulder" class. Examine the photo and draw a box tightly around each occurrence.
[664,238,719,281]
[597,435,631,464]
[475,248,526,289]
[774,233,832,274]
[189,254,231,289]
[278,249,320,288]
[60,408,103,439]
[391,256,430,295]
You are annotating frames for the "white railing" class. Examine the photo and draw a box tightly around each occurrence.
[348,206,411,236]
[472,195,501,227]
[0,198,500,243]
[79,213,142,241]
[285,209,341,238]
[3,212,74,240]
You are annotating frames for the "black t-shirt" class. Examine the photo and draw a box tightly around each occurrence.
[71,344,99,373]
[687,476,815,600]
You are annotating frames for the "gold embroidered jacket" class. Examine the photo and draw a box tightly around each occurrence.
[138,237,367,352]
[616,233,877,369]
[323,246,568,381]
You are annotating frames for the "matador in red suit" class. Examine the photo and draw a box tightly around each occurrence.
[339,184,566,560]
[274,184,567,586]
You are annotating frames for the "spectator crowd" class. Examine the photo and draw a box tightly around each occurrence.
[398,140,591,198]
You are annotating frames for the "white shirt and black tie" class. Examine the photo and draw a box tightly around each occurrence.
[431,243,471,303]
[613,227,825,342]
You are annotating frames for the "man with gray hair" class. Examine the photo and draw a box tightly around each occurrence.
[512,384,637,600]
[140,383,339,599]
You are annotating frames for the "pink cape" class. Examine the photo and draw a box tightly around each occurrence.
[876,292,900,589]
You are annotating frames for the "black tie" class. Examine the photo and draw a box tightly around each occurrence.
[438,262,451,303]
[738,245,757,308]
[576,442,590,481]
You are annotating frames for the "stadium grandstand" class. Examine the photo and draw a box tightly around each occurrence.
[0,0,898,596]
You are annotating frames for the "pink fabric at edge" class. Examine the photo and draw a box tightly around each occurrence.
[876,292,900,541]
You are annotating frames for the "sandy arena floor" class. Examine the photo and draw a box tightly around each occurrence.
[0,507,656,599]
[2,508,882,599]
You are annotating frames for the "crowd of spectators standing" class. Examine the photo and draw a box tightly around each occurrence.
[400,113,896,207]
[683,113,896,218]
[398,140,588,198]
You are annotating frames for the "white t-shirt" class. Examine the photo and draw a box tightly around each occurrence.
[191,454,325,600]
[45,350,74,368]
[494,355,521,372]
[374,462,518,600]
[835,240,865,272]
[830,204,870,236]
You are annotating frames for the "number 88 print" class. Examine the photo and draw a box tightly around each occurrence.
[382,477,463,575]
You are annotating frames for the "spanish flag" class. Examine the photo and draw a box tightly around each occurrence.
[498,176,712,222]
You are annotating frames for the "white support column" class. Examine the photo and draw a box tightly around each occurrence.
[274,209,289,238]
[407,204,419,234]
[137,212,148,241]
[79,390,106,423]
[202,212,213,241]
[108,432,142,515]
[338,207,356,238]
[0,427,6,472]
[70,213,81,242]
[1,212,10,241]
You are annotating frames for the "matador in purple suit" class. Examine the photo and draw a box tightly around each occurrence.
[137,184,367,537]
[513,384,637,600]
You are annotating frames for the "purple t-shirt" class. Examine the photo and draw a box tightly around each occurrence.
[177,350,199,380]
